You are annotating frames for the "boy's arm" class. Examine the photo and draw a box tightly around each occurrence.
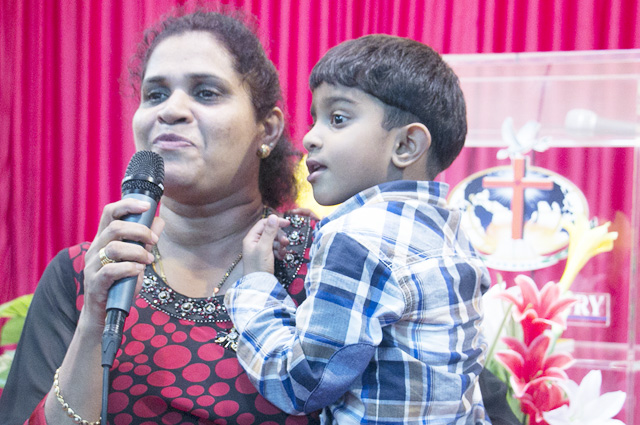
[226,219,405,414]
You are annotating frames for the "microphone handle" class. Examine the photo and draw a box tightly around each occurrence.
[105,192,159,313]
[102,192,158,368]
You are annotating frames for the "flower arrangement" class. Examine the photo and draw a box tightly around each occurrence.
[484,214,625,424]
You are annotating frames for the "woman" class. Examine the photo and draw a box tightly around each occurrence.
[0,10,319,425]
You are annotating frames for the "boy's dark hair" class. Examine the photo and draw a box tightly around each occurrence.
[129,9,298,210]
[309,34,467,179]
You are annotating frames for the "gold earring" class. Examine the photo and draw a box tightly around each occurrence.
[257,144,272,159]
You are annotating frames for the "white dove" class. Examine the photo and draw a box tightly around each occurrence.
[497,117,551,160]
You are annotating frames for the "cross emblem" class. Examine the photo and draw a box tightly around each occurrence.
[482,156,554,240]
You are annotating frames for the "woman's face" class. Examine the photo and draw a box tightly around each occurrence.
[133,31,264,204]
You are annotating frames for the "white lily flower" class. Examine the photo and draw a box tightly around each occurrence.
[543,370,626,425]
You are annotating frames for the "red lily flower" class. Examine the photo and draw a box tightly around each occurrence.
[495,334,574,398]
[495,275,577,345]
[520,380,569,425]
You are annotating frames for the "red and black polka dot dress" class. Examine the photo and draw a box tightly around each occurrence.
[4,214,320,425]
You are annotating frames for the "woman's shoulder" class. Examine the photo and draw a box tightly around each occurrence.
[52,242,90,287]
[65,241,91,271]
[46,242,91,270]
[35,242,90,311]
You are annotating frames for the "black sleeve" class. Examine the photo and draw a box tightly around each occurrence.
[0,247,83,425]
[479,368,522,425]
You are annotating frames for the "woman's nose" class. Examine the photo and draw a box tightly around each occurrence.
[157,90,193,124]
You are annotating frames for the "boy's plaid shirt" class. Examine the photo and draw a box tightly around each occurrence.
[226,180,491,424]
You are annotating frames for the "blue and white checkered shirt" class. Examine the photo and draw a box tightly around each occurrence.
[226,180,491,424]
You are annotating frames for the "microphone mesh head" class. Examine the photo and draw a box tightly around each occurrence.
[125,151,165,182]
[122,151,165,201]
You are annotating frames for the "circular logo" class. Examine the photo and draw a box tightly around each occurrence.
[448,163,588,271]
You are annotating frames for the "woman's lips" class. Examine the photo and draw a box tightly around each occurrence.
[152,134,193,149]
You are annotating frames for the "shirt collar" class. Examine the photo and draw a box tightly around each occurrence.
[319,180,450,227]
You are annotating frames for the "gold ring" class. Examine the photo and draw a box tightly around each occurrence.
[99,247,116,266]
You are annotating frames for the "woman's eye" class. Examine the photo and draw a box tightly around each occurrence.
[144,89,168,103]
[195,88,220,101]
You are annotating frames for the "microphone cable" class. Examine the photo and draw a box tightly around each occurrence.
[102,365,110,423]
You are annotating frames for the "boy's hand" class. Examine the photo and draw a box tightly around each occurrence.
[243,214,291,275]
[273,227,290,261]
[287,207,321,221]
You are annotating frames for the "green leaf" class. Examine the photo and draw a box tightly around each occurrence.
[0,294,33,319]
[506,388,526,424]
[0,350,16,388]
[0,317,26,346]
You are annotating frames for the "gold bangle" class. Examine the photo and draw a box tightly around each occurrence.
[53,368,101,425]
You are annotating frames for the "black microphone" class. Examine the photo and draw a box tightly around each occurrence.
[102,151,164,367]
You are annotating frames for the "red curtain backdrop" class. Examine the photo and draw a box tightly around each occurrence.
[1,0,639,307]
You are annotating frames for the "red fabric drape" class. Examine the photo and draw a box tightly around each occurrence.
[1,0,639,305]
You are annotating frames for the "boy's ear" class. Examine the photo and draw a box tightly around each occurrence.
[259,106,285,149]
[391,123,431,169]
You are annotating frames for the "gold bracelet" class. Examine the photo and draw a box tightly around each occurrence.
[53,368,101,425]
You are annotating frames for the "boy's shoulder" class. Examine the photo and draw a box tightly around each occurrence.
[324,199,402,230]
[317,199,423,253]
[324,182,448,231]
[316,180,454,242]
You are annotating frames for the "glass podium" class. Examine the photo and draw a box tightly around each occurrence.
[442,49,640,424]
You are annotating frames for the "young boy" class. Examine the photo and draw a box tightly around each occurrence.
[225,34,491,424]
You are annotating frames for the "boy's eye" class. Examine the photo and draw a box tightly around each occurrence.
[331,114,346,126]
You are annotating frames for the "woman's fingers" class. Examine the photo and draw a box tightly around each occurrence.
[150,216,165,241]
[97,198,152,235]
[98,218,160,248]
[100,240,156,265]
[82,199,161,320]
[95,261,147,288]
[82,252,148,322]
[144,216,165,251]
[87,240,153,288]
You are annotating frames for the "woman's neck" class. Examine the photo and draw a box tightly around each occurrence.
[152,196,267,297]
[158,196,265,248]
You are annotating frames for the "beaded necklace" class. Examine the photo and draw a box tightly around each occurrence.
[150,205,270,296]
[151,246,242,295]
